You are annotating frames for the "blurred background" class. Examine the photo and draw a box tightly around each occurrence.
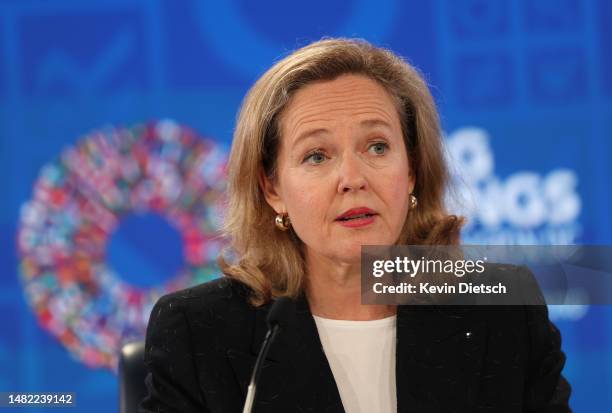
[1,0,611,411]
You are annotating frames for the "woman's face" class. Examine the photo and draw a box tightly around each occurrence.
[262,74,414,265]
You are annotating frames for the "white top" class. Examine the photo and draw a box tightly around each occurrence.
[313,314,397,413]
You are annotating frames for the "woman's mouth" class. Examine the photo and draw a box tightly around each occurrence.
[335,207,377,227]
[337,213,375,221]
[336,214,376,228]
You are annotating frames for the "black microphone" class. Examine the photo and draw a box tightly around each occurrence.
[242,296,295,413]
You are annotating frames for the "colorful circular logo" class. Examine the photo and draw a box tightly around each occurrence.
[17,120,228,370]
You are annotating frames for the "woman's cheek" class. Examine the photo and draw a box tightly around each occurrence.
[299,193,324,216]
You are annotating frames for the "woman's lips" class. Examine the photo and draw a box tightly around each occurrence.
[336,207,376,220]
[336,214,377,228]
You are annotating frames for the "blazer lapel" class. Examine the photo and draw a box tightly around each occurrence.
[395,305,486,413]
[228,294,344,412]
[291,293,345,412]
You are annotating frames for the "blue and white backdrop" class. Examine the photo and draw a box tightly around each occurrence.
[1,0,611,411]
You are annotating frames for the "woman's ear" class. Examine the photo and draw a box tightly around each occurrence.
[408,171,416,195]
[258,169,285,214]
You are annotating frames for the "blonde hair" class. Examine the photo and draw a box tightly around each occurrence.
[219,38,463,306]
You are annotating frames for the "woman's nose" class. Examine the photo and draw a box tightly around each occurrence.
[337,152,367,193]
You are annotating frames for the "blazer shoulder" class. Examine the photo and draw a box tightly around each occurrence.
[153,276,255,316]
[142,279,251,412]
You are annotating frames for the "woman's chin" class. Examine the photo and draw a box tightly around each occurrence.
[333,245,368,265]
[308,238,395,266]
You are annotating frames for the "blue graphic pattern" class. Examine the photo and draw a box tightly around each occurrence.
[0,0,611,411]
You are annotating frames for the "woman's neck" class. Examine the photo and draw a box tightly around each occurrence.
[305,253,396,321]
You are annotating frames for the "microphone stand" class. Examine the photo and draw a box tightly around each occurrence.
[242,324,280,413]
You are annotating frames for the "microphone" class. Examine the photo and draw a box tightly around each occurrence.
[242,296,295,413]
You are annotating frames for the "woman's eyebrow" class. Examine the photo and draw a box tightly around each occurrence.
[291,119,393,149]
[360,119,393,129]
[292,128,330,147]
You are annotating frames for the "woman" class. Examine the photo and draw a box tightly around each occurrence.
[140,38,571,412]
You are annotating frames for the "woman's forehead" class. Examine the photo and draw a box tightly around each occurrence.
[279,74,401,140]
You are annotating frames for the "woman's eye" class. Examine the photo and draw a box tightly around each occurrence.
[368,142,388,155]
[303,151,327,164]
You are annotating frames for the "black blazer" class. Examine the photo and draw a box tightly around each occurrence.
[140,277,571,413]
